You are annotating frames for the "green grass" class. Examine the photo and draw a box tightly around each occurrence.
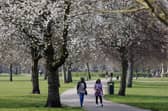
[0,74,83,111]
[105,77,168,111]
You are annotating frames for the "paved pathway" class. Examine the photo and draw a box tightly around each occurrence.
[61,80,151,111]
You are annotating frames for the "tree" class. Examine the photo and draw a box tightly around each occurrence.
[43,1,70,107]
[0,0,44,94]
[0,23,30,81]
[136,0,168,26]
[0,0,71,107]
[95,0,168,95]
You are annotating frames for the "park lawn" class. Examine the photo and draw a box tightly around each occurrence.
[105,77,168,111]
[0,74,83,111]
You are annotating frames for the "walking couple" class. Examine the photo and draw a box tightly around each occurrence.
[77,77,103,107]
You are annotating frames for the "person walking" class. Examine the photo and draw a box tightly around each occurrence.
[94,79,103,107]
[77,77,87,107]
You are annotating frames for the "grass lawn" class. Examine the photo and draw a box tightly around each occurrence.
[0,74,83,111]
[105,77,168,111]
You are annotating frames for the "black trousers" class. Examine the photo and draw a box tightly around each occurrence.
[95,95,102,104]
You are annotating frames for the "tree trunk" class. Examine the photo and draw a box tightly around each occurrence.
[147,68,151,77]
[86,62,91,80]
[161,63,164,77]
[118,47,128,96]
[118,59,128,96]
[44,73,48,80]
[45,45,61,107]
[45,68,61,107]
[9,64,13,82]
[135,68,138,80]
[67,64,72,82]
[127,58,134,88]
[18,65,21,74]
[15,67,18,75]
[0,65,2,73]
[45,1,70,107]
[30,45,41,94]
[44,64,48,80]
[32,59,40,94]
[62,64,68,83]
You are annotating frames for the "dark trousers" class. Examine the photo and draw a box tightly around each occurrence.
[95,95,102,104]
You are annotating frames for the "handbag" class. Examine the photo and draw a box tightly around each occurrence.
[85,90,88,95]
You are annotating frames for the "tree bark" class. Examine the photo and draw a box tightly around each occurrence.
[45,67,61,107]
[44,73,48,80]
[62,64,68,83]
[9,64,13,82]
[127,58,134,88]
[31,59,40,94]
[67,64,72,82]
[45,1,70,107]
[135,68,138,80]
[86,62,91,80]
[44,63,48,80]
[45,44,61,107]
[118,47,128,96]
[30,46,41,94]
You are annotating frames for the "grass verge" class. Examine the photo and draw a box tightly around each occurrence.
[0,74,83,111]
[105,77,168,111]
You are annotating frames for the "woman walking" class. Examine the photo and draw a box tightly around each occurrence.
[94,79,103,107]
[77,77,87,107]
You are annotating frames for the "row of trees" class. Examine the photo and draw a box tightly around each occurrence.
[0,0,168,107]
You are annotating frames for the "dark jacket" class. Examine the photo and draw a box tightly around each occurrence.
[77,81,87,94]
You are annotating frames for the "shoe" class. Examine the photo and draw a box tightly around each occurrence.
[101,104,103,107]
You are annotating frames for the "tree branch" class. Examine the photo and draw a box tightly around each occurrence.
[136,0,168,26]
[95,7,148,14]
[53,0,71,68]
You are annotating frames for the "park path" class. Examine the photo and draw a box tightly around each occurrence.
[61,80,151,111]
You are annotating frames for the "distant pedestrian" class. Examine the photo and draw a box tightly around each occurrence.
[77,77,87,107]
[116,75,119,80]
[109,72,113,81]
[39,70,43,76]
[94,79,103,107]
[105,71,108,80]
